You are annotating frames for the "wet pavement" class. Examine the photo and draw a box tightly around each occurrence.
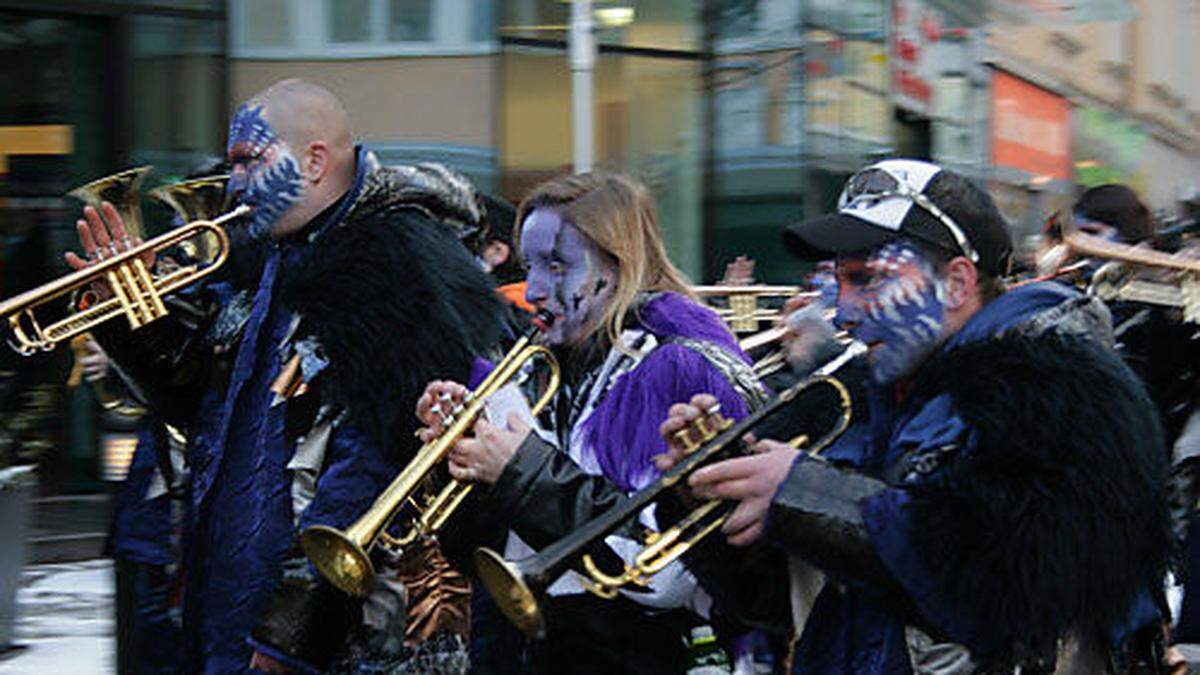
[0,559,113,674]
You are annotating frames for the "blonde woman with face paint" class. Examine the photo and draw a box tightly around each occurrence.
[416,172,768,673]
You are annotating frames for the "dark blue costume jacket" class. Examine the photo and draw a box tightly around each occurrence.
[97,150,508,673]
[110,422,175,566]
[690,283,1173,673]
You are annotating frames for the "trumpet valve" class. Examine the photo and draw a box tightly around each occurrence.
[673,427,700,454]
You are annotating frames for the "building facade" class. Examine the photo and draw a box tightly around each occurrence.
[2,0,1198,497]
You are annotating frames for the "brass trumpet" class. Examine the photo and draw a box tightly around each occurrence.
[1037,211,1200,322]
[0,169,247,356]
[149,174,231,263]
[474,341,866,638]
[694,285,808,333]
[68,167,152,239]
[301,324,561,597]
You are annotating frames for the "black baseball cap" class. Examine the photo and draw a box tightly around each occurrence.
[784,159,1014,275]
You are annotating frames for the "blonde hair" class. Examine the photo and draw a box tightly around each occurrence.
[515,172,696,349]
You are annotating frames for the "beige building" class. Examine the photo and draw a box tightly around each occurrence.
[987,0,1200,213]
[227,0,707,277]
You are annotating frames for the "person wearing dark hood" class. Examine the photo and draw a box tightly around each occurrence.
[100,157,235,675]
[64,79,509,673]
[658,160,1173,673]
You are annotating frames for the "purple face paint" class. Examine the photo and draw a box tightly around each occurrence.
[520,207,617,347]
[835,241,947,384]
[226,103,305,240]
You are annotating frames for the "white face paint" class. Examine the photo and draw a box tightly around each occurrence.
[520,207,618,347]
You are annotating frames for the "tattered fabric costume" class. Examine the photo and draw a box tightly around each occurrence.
[97,151,509,674]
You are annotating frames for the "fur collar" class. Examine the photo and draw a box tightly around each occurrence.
[277,197,508,456]
[904,330,1171,663]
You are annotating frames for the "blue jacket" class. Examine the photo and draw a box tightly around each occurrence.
[109,421,174,566]
[98,149,509,674]
[783,282,1168,673]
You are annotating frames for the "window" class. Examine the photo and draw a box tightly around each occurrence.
[329,0,372,43]
[241,0,292,47]
[471,0,496,43]
[389,0,432,42]
[231,0,494,58]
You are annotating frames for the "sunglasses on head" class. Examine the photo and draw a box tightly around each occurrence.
[839,168,980,264]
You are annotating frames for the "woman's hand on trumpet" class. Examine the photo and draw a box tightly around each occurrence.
[415,379,470,442]
[447,413,531,484]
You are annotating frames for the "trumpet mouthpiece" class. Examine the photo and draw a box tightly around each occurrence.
[533,309,554,332]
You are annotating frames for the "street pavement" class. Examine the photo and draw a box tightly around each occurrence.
[3,558,1200,673]
[0,560,113,674]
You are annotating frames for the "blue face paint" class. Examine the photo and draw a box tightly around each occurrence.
[835,241,947,384]
[226,103,305,240]
[520,207,617,347]
[808,261,839,308]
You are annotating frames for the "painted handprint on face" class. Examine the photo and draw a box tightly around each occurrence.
[520,207,617,347]
[226,103,305,240]
[835,241,947,384]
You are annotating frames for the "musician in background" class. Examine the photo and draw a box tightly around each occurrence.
[478,193,536,316]
[660,160,1173,673]
[1060,185,1200,656]
[66,79,509,673]
[417,172,767,673]
[75,335,185,675]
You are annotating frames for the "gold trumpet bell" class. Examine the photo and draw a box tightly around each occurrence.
[68,166,152,240]
[300,524,376,598]
[474,547,546,639]
[149,175,230,263]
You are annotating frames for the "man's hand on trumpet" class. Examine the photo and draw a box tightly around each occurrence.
[62,201,154,302]
[656,393,798,547]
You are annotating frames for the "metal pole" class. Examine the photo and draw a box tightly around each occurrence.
[569,0,595,172]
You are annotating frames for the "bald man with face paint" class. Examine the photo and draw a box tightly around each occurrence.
[70,80,509,673]
[659,161,1173,673]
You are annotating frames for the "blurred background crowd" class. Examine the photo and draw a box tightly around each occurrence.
[0,0,1198,649]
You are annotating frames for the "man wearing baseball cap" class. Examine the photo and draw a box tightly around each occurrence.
[658,160,1172,672]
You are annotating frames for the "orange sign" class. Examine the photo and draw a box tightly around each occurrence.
[990,71,1072,181]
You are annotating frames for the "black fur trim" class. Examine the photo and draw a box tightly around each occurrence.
[906,332,1172,663]
[278,202,508,456]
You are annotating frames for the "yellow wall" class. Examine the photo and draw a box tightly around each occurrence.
[231,56,498,148]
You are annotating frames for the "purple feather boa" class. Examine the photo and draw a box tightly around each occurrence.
[582,292,754,490]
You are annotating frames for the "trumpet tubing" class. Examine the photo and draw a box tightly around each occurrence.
[474,342,865,638]
[694,286,813,333]
[300,334,560,597]
[1,208,245,355]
